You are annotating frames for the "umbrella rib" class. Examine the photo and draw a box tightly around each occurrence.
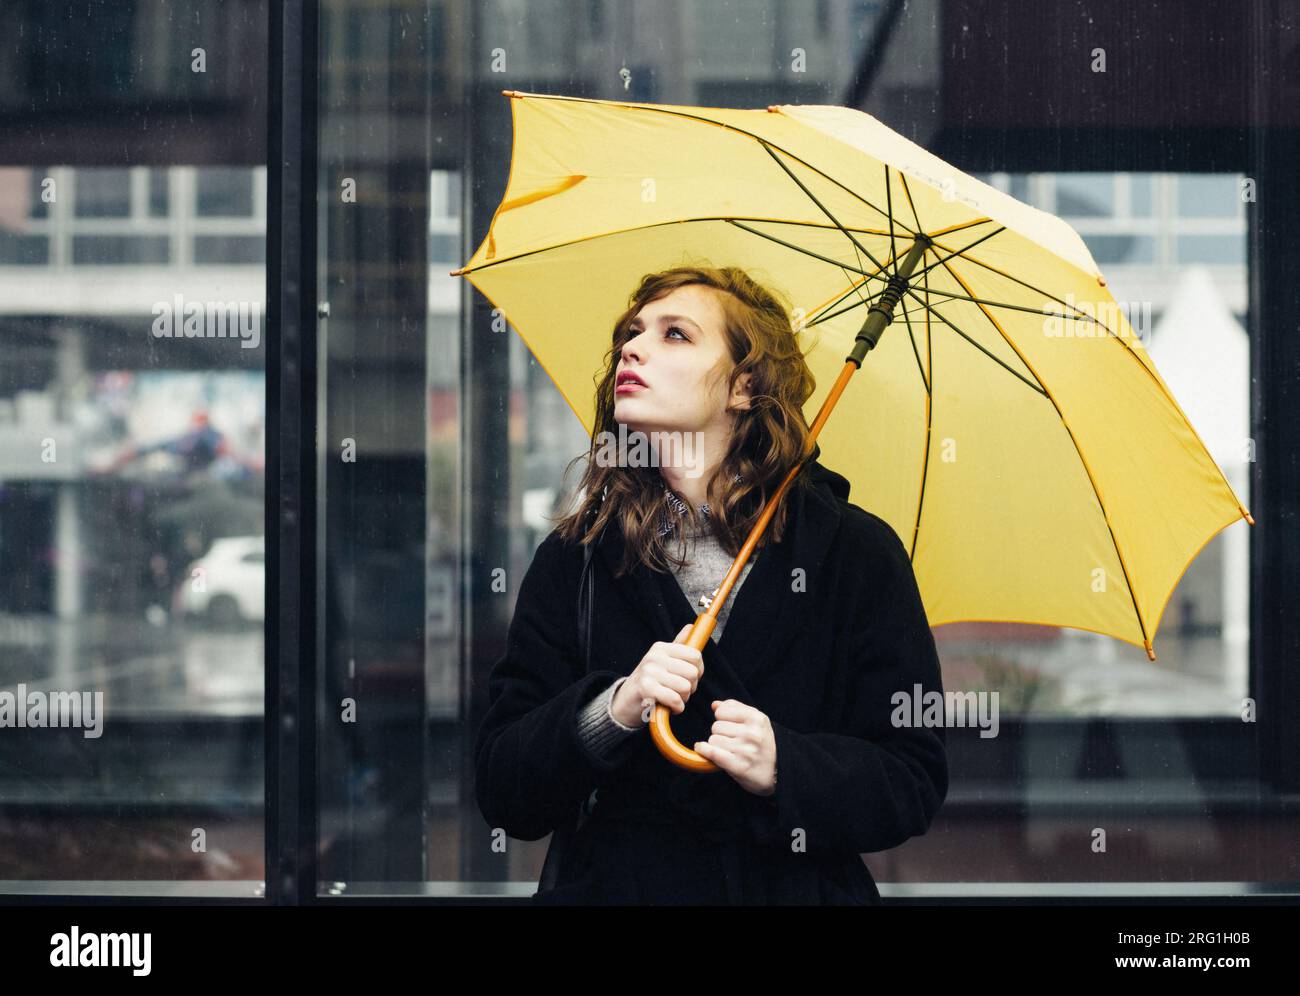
[799,225,1011,331]
[758,140,905,278]
[908,261,936,562]
[929,217,1000,239]
[930,253,1154,655]
[806,282,891,328]
[726,219,887,281]
[460,215,894,276]
[903,283,1113,325]
[884,164,899,276]
[896,291,932,395]
[902,287,1048,399]
[926,234,1121,338]
[898,172,925,237]
[734,218,901,238]
[911,225,1007,284]
[844,172,887,291]
[727,218,896,329]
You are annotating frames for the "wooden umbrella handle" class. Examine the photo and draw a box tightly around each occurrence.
[648,454,809,772]
[648,614,721,772]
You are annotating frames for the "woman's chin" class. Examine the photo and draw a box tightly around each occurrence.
[613,414,675,438]
[613,400,655,426]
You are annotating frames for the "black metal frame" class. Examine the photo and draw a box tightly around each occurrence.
[266,0,319,906]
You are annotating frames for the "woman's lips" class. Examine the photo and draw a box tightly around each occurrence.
[615,380,647,393]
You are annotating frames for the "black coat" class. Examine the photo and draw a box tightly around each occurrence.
[474,450,948,904]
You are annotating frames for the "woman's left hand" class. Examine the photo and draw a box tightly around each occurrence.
[694,699,777,796]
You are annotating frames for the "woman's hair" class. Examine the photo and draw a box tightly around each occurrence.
[549,263,817,577]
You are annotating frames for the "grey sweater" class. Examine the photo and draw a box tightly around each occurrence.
[576,508,758,757]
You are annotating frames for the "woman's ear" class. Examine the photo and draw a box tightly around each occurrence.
[730,371,754,412]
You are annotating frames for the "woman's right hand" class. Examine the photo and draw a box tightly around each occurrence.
[610,623,704,727]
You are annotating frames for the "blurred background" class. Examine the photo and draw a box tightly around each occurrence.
[0,0,1296,898]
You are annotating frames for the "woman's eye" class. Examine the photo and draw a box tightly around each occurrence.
[666,326,689,340]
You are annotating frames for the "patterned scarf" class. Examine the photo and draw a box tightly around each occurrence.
[656,474,743,538]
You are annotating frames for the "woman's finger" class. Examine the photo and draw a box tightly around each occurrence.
[711,699,758,723]
[650,669,693,696]
[708,719,750,740]
[655,687,688,714]
[694,740,741,772]
[705,733,747,755]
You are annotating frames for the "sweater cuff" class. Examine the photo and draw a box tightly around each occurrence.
[577,676,641,756]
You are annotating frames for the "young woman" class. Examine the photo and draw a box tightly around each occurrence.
[474,264,948,905]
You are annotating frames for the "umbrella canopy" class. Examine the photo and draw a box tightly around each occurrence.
[453,89,1253,668]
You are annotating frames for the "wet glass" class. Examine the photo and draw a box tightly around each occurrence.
[3,0,1289,905]
[0,2,266,894]
[314,0,1284,900]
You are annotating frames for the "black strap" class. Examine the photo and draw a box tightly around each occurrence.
[578,538,595,670]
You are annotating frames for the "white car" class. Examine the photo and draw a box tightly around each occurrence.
[175,536,265,626]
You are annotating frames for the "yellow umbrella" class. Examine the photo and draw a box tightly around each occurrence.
[453,89,1254,771]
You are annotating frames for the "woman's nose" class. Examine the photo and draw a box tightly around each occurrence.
[621,331,646,363]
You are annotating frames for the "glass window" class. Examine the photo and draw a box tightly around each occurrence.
[1054,173,1115,217]
[72,234,170,265]
[194,235,265,265]
[309,1,1272,904]
[196,167,255,217]
[1,0,1286,910]
[1177,174,1241,217]
[148,168,170,217]
[1130,173,1154,216]
[73,167,132,217]
[0,233,49,265]
[0,1,266,893]
[1176,235,1246,265]
[1082,233,1156,265]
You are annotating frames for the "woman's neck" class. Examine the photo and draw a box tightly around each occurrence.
[658,456,721,511]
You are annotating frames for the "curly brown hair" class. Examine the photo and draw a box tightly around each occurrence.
[549,264,818,577]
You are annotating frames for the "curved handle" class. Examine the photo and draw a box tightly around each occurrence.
[648,613,721,772]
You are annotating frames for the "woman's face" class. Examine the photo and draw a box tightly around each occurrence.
[614,284,752,453]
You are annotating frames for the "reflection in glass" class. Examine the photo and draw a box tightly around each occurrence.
[1177,175,1241,217]
[1054,173,1115,217]
[196,168,256,218]
[0,1,266,891]
[1177,235,1245,265]
[1129,173,1153,216]
[1080,233,1155,265]
[73,168,132,217]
